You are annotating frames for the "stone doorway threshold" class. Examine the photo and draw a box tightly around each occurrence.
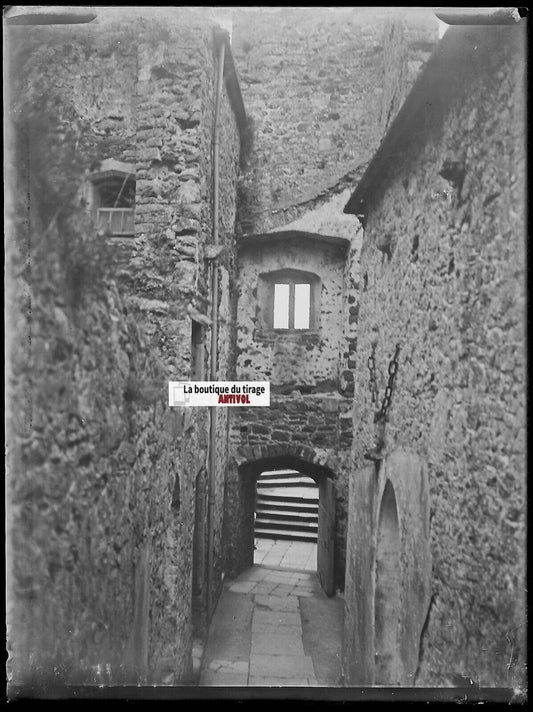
[254,537,317,572]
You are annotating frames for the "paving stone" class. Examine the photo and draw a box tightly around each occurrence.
[202,564,343,688]
[252,621,302,634]
[252,581,279,595]
[248,676,311,686]
[294,583,316,590]
[202,590,253,664]
[254,595,300,611]
[271,584,295,597]
[251,633,305,656]
[280,559,310,569]
[200,670,249,686]
[264,571,295,582]
[238,567,269,582]
[229,580,258,594]
[208,659,249,674]
[252,610,301,627]
[249,653,315,678]
[262,557,284,568]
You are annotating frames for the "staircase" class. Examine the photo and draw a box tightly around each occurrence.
[255,470,318,543]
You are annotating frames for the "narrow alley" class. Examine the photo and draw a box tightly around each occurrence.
[199,540,343,686]
[5,6,526,700]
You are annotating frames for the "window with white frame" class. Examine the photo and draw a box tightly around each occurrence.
[261,269,319,331]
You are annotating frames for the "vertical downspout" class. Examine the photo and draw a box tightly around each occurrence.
[206,32,225,621]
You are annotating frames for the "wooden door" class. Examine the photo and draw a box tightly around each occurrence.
[318,477,335,596]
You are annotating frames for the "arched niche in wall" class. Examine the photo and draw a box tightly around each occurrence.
[374,478,402,685]
[257,268,321,333]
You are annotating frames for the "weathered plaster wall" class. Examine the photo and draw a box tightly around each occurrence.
[236,239,347,386]
[344,25,526,687]
[6,8,241,687]
[232,7,438,233]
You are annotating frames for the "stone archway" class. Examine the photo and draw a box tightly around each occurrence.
[234,442,335,472]
[223,444,338,594]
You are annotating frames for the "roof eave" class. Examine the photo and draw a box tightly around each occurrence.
[214,28,247,138]
[238,230,351,250]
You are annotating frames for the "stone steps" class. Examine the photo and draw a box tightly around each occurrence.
[255,527,318,542]
[258,492,318,504]
[257,496,319,512]
[258,476,317,488]
[258,516,318,531]
[256,472,319,543]
[258,508,318,523]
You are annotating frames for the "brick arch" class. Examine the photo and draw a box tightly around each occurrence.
[234,442,336,479]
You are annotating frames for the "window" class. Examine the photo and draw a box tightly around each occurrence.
[86,160,135,237]
[273,280,311,329]
[260,269,319,331]
[95,175,135,236]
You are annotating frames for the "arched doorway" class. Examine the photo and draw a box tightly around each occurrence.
[238,454,337,596]
[254,468,318,571]
[374,479,401,685]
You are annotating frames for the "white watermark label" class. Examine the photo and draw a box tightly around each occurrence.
[169,381,270,407]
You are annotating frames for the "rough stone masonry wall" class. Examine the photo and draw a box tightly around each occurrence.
[236,239,346,386]
[345,26,526,687]
[6,8,241,687]
[131,10,241,611]
[230,393,352,588]
[199,35,242,598]
[222,7,437,590]
[232,7,438,234]
[226,237,353,587]
[5,29,190,682]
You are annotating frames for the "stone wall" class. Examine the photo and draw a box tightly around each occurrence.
[225,174,366,589]
[130,10,241,621]
[236,238,348,386]
[227,222,357,588]
[229,393,352,588]
[232,7,438,234]
[343,25,527,687]
[6,7,241,688]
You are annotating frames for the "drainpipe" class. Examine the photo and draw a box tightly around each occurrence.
[206,31,226,621]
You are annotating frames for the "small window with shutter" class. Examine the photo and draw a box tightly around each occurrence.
[87,160,135,237]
